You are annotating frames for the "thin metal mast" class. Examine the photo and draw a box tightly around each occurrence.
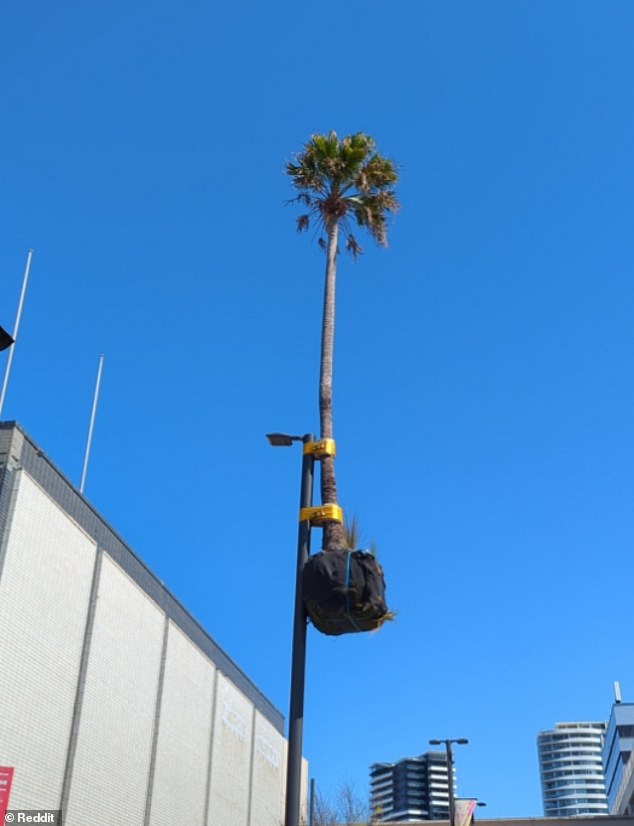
[0,248,34,417]
[80,354,105,494]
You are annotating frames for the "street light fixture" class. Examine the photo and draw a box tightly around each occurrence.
[268,431,315,826]
[266,433,304,447]
[429,738,469,826]
[0,249,33,418]
[0,326,14,352]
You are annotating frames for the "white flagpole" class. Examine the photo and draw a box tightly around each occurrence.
[80,353,105,494]
[0,248,34,417]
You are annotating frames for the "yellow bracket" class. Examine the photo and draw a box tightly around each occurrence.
[299,504,343,526]
[303,439,336,459]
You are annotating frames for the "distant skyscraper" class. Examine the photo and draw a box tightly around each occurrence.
[370,752,453,823]
[537,722,608,817]
[602,684,634,814]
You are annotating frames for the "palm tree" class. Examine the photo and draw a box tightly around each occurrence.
[286,131,399,551]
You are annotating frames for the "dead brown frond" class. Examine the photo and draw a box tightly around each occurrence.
[343,514,360,550]
[346,234,363,259]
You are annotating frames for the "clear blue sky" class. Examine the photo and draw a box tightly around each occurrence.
[2,0,634,818]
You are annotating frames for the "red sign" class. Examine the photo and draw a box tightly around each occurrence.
[0,767,14,821]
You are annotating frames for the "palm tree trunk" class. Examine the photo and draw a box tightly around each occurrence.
[319,218,348,551]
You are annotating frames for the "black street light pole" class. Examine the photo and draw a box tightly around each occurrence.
[429,738,469,826]
[267,432,315,826]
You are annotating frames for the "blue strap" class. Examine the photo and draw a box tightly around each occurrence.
[345,552,361,632]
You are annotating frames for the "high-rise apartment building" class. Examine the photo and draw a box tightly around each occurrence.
[603,687,634,814]
[537,722,609,817]
[370,752,453,823]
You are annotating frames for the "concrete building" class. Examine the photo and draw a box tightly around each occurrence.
[537,722,609,817]
[603,690,634,815]
[0,421,305,825]
[370,752,453,822]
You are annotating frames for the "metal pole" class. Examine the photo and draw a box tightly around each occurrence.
[447,741,455,826]
[80,354,105,494]
[284,433,315,826]
[309,778,316,826]
[0,248,33,417]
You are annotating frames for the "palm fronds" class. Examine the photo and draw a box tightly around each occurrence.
[287,131,399,255]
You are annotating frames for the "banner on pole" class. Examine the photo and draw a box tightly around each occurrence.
[455,798,477,826]
[0,766,14,821]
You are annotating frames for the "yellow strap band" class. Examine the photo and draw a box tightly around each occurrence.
[299,504,343,526]
[303,439,336,459]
